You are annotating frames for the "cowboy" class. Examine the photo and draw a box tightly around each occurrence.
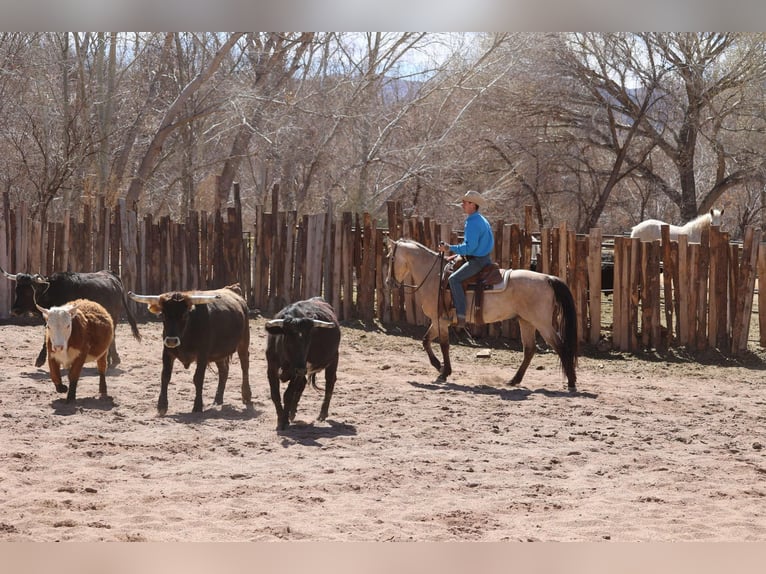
[438,190,494,331]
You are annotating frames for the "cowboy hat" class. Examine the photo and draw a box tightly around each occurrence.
[460,190,486,208]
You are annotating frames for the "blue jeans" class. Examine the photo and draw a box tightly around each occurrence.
[448,254,492,318]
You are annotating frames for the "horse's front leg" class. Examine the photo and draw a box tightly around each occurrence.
[423,321,452,383]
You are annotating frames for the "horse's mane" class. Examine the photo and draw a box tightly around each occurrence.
[397,238,438,255]
[681,211,713,230]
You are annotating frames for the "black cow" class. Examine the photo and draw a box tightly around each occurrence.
[129,284,251,415]
[265,297,341,431]
[0,265,141,368]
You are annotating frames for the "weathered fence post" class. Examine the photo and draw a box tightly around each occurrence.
[118,199,138,295]
[0,193,10,316]
[587,227,602,345]
[758,242,766,348]
[731,227,761,354]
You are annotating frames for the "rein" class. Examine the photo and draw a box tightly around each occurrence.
[389,240,444,293]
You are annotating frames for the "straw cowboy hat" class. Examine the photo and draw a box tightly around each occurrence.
[459,190,487,208]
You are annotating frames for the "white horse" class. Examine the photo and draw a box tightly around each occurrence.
[630,208,724,243]
[385,237,578,390]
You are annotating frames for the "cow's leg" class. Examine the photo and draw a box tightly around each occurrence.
[97,352,109,397]
[106,316,119,368]
[35,342,47,368]
[213,359,229,405]
[107,338,120,368]
[107,336,120,368]
[66,353,87,403]
[237,342,251,405]
[158,350,175,415]
[509,319,537,387]
[267,363,285,428]
[280,375,305,430]
[289,375,308,422]
[48,357,68,394]
[191,359,208,413]
[318,353,339,422]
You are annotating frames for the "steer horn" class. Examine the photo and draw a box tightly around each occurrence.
[0,264,17,280]
[265,318,336,328]
[128,292,161,305]
[186,294,221,305]
[129,291,221,306]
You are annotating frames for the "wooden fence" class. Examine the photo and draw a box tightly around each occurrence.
[1,187,764,355]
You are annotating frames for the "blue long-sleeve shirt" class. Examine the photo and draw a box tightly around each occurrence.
[449,211,494,257]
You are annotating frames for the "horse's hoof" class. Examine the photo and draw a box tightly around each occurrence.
[568,384,577,393]
[434,376,447,384]
[508,379,520,387]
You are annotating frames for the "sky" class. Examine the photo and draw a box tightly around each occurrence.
[3,0,766,32]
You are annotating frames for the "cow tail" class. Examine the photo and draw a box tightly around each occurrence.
[310,374,323,392]
[121,289,142,341]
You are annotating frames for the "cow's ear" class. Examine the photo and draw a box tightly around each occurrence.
[148,303,163,315]
[264,324,284,335]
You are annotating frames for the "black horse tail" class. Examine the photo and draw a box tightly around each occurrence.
[548,277,578,389]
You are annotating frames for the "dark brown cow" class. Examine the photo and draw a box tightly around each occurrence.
[129,284,251,415]
[0,266,140,368]
[36,298,114,404]
[265,297,341,431]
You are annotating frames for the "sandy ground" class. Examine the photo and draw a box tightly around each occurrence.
[1,315,765,542]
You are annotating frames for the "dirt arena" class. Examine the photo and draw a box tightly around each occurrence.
[0,314,765,542]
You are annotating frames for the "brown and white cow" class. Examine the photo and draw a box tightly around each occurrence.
[35,298,114,403]
[129,284,251,415]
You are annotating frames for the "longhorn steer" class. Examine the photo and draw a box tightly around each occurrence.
[0,265,140,368]
[129,284,251,415]
[36,299,114,404]
[265,297,341,431]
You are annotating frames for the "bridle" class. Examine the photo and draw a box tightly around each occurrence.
[387,238,444,293]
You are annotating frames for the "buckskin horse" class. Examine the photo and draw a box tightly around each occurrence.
[385,237,578,391]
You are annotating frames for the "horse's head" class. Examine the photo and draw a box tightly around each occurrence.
[385,237,410,287]
[710,208,724,227]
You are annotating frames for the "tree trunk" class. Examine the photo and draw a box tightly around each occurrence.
[107,33,175,205]
[125,32,244,208]
[215,33,314,206]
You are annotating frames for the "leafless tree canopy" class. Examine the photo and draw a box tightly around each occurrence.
[1,32,765,237]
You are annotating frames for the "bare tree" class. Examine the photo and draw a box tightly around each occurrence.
[2,31,766,240]
[592,33,766,221]
[124,32,244,208]
[0,33,100,221]
[213,32,314,210]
